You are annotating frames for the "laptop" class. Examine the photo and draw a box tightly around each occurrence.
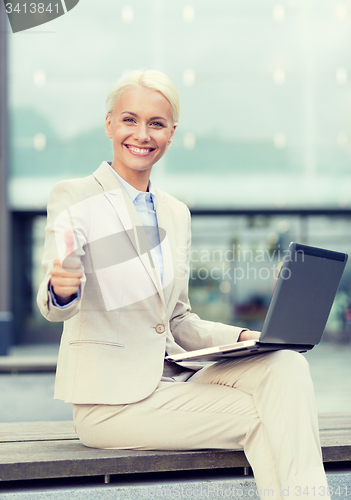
[166,242,348,363]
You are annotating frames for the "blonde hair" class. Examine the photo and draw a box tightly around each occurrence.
[105,70,180,126]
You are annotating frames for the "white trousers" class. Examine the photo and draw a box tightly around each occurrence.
[73,350,330,500]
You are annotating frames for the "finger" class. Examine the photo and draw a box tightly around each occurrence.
[53,258,62,268]
[51,277,82,288]
[52,285,80,298]
[51,275,82,296]
[51,268,83,280]
[62,255,84,273]
[52,258,82,276]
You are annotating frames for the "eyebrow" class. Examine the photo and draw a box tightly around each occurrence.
[121,111,168,121]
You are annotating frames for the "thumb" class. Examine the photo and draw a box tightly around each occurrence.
[62,228,83,273]
[64,228,77,258]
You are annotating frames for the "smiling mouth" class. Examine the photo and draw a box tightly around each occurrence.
[125,144,156,156]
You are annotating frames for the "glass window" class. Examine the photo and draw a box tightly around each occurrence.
[7,0,351,209]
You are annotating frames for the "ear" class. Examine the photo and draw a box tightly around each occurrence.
[167,125,177,145]
[105,113,113,139]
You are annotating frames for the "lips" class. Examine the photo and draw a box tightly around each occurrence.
[125,144,156,156]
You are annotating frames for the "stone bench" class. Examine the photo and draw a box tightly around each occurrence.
[0,414,350,483]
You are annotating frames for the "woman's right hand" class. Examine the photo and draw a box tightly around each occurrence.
[50,230,83,306]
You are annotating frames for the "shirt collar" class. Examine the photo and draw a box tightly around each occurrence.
[107,163,157,208]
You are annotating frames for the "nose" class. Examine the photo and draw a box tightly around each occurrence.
[133,123,150,143]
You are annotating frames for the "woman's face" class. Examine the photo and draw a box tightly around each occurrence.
[105,85,176,181]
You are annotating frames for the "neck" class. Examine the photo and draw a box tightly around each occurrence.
[111,162,151,192]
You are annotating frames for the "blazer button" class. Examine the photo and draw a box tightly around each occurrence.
[155,324,165,334]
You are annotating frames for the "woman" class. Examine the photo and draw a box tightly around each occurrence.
[37,70,330,499]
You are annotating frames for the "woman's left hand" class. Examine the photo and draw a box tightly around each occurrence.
[238,330,261,342]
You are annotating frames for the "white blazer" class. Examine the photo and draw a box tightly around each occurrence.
[37,162,243,404]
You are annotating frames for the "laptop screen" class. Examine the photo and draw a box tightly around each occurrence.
[260,242,348,345]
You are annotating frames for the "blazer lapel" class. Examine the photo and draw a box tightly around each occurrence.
[93,163,138,251]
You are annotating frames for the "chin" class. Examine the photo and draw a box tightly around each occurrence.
[127,163,153,172]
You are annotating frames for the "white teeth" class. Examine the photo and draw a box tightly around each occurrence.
[129,146,152,154]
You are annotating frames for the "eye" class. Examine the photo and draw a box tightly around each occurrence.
[150,121,165,128]
[123,117,135,124]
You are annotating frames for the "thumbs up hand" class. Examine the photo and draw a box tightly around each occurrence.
[50,229,83,305]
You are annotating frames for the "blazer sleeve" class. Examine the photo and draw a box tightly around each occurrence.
[37,181,87,323]
[169,208,245,351]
